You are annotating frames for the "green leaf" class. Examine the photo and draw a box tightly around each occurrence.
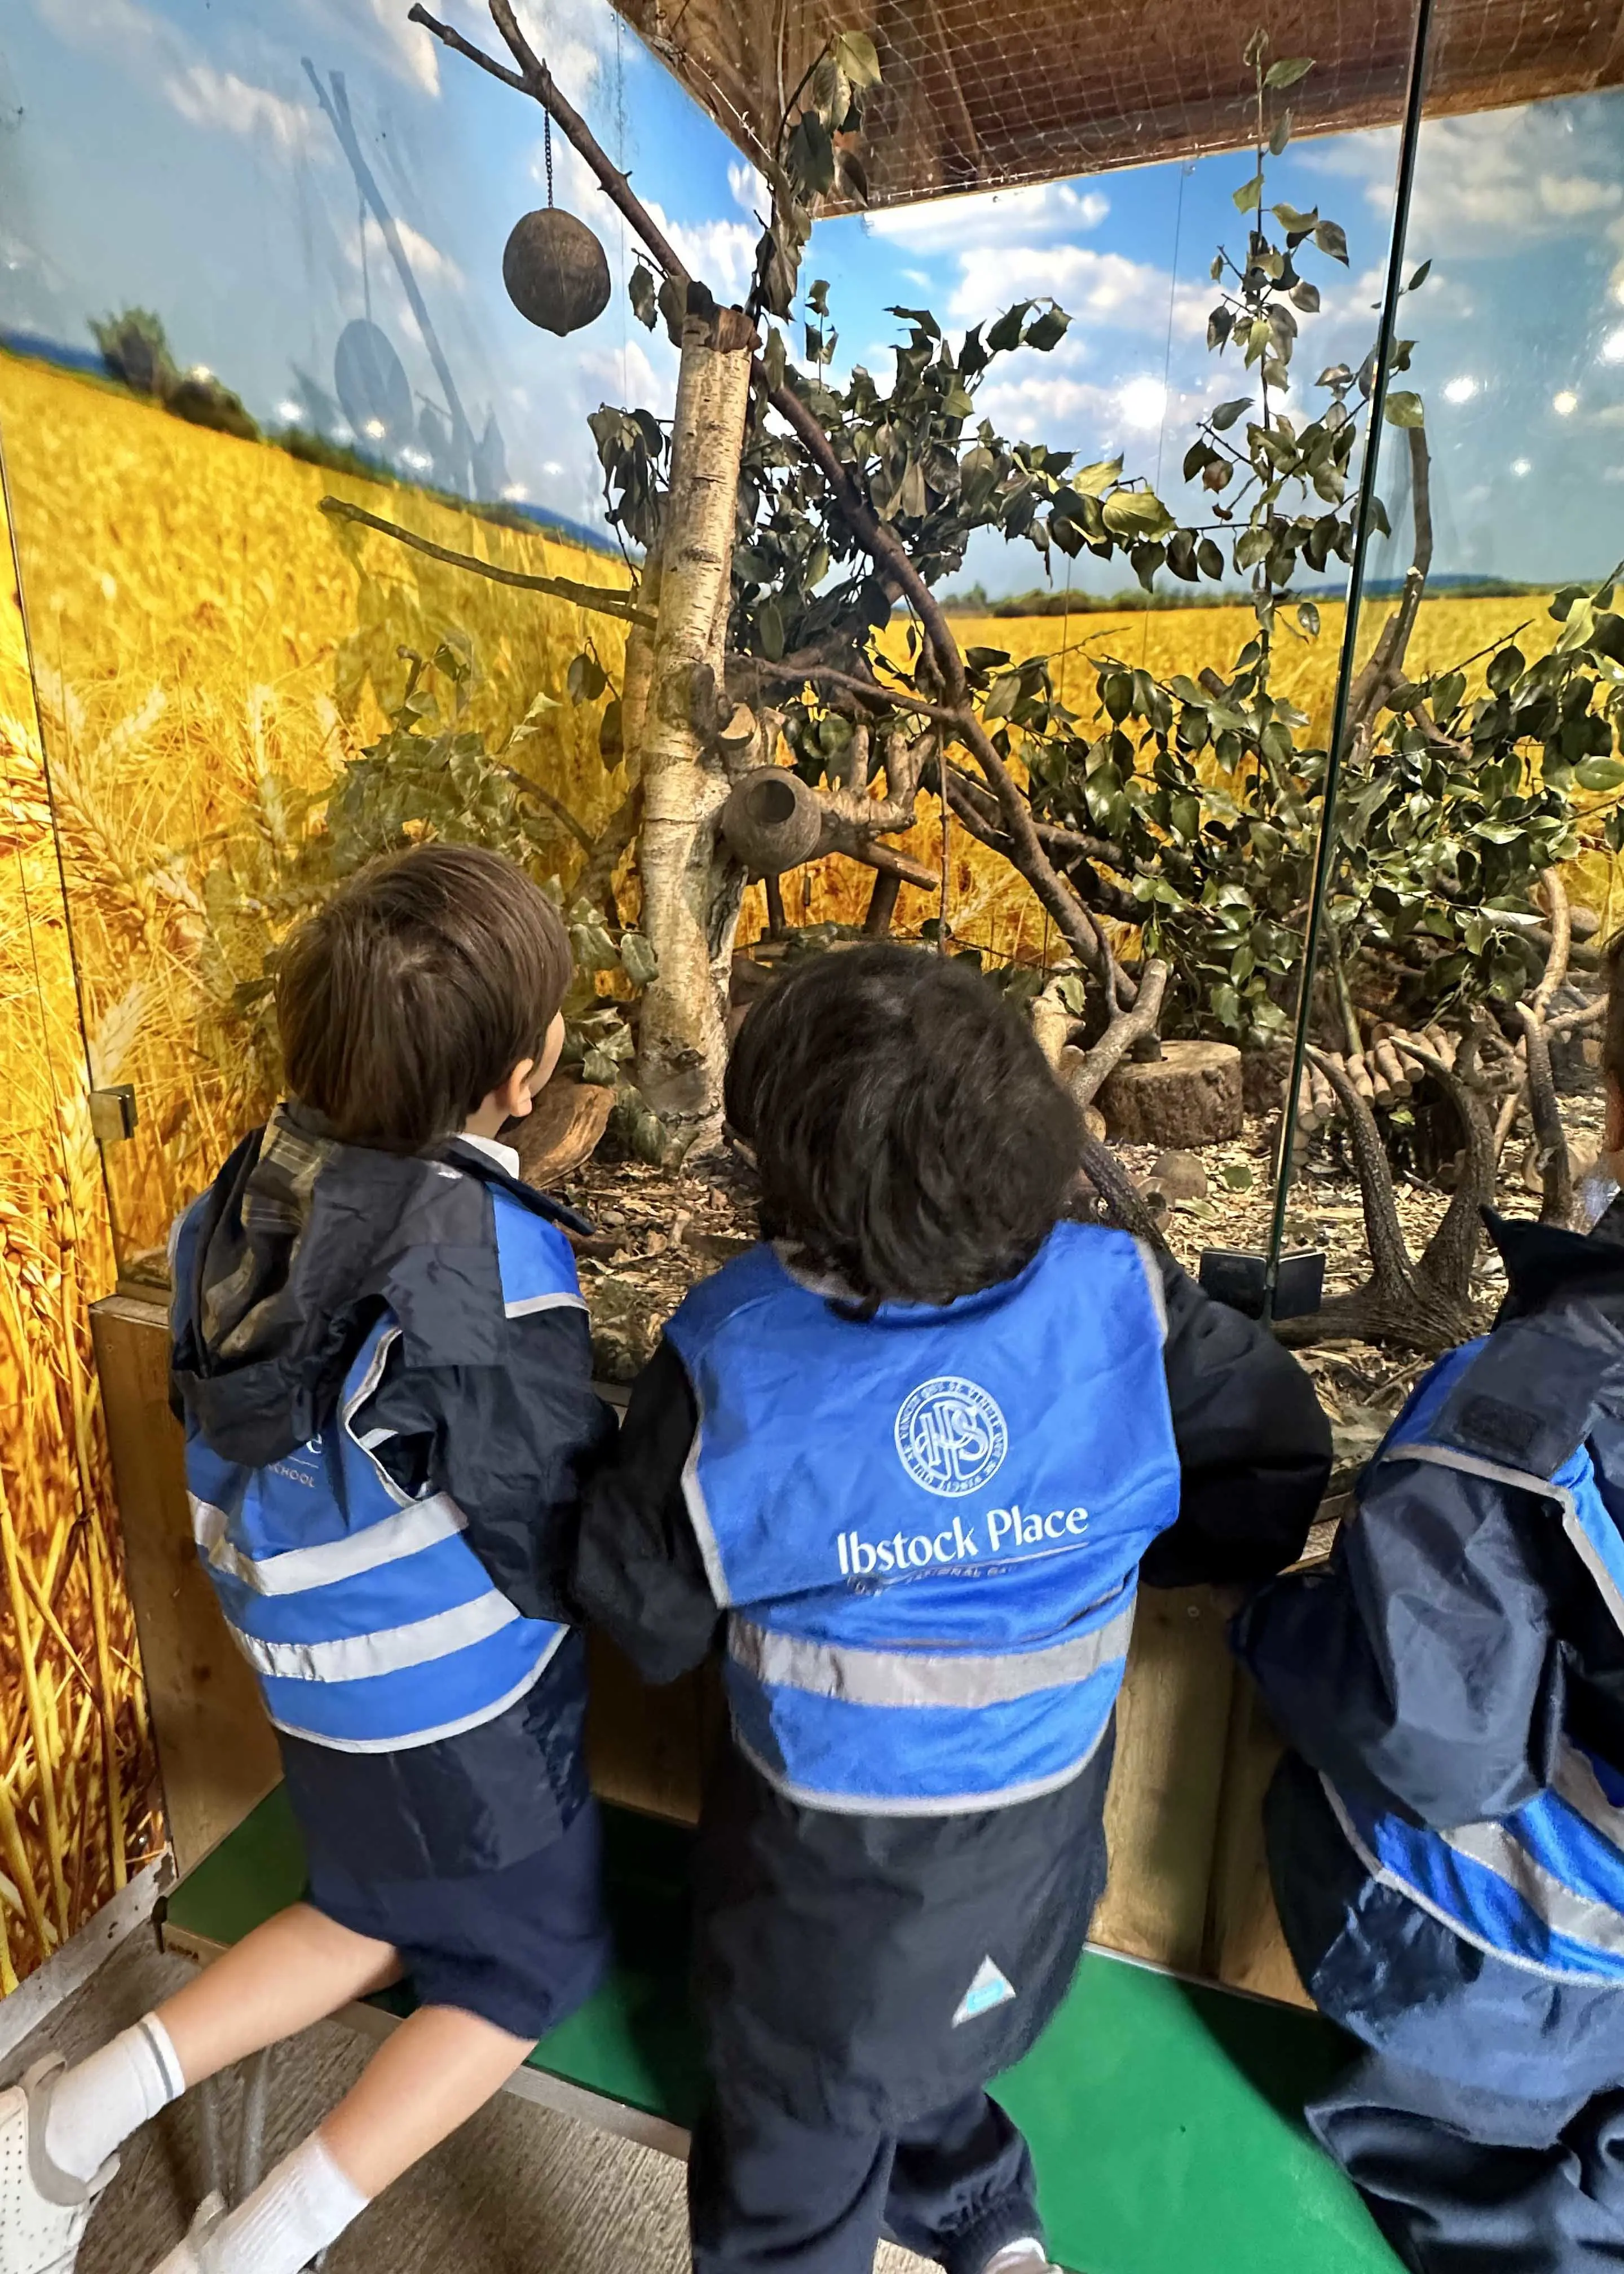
[1235,524,1272,570]
[1073,455,1123,497]
[1024,306,1070,352]
[1264,55,1313,86]
[1197,537,1225,581]
[1576,757,1624,792]
[1296,599,1321,637]
[1210,396,1252,432]
[986,302,1032,354]
[832,29,881,86]
[757,597,785,661]
[566,651,608,703]
[1291,279,1321,313]
[1101,487,1175,540]
[1383,390,1425,428]
[1406,259,1432,292]
[1271,201,1318,233]
[1220,1160,1255,1191]
[628,263,658,329]
[617,929,659,985]
[1313,218,1350,264]
[1233,175,1263,214]
[1268,109,1292,156]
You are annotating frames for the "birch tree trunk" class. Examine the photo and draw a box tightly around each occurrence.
[634,301,755,1156]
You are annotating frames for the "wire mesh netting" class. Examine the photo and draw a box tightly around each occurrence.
[611,0,1624,202]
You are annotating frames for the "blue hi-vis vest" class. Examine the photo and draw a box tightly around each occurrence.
[663,1222,1180,1814]
[177,1186,581,1753]
[1329,1332,1624,1982]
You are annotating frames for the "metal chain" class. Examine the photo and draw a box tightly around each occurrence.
[544,111,554,208]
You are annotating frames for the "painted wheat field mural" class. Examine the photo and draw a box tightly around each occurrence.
[0,443,161,1988]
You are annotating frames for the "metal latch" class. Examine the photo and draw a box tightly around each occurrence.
[89,1084,138,1144]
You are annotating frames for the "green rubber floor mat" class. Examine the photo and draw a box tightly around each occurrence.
[163,1788,1395,2273]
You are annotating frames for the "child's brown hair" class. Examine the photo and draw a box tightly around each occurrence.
[276,843,571,1152]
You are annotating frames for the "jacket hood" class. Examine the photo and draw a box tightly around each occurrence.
[1487,1191,1624,1323]
[170,1104,582,1468]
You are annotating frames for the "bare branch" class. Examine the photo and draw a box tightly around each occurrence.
[319,497,654,625]
[1389,1035,1496,1297]
[575,782,642,919]
[1532,869,1572,1016]
[409,5,692,288]
[1518,1003,1576,1228]
[1065,960,1170,1111]
[1307,1045,1415,1297]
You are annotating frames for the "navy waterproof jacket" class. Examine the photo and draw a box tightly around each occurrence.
[1237,1200,1624,1984]
[171,1107,616,1880]
[576,1233,1332,2126]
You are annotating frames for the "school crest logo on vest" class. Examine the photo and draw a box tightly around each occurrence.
[895,1377,1008,1497]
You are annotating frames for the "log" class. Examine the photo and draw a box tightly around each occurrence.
[634,297,757,1153]
[1100,1040,1243,1147]
[508,1076,614,1184]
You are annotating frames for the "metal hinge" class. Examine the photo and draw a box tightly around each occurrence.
[89,1084,138,1144]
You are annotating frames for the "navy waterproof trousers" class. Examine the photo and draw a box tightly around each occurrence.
[687,2083,1042,2274]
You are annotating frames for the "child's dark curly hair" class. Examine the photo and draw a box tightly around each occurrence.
[724,944,1080,1307]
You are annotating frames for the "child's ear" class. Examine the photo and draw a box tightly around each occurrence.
[496,1058,537,1122]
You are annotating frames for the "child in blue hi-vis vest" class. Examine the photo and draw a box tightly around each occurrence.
[1236,936,1624,2274]
[576,944,1332,2274]
[0,845,616,2274]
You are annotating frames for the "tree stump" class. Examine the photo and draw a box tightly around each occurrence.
[509,1076,614,1186]
[1100,1041,1243,1147]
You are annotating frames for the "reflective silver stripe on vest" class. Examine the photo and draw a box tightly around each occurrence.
[190,1492,468,1597]
[226,1589,519,1683]
[727,1596,1136,1711]
[1384,1442,1624,1640]
[264,1628,567,1753]
[1324,1757,1624,1981]
[1439,1814,1624,1961]
[735,1717,1112,1818]
[505,1291,588,1318]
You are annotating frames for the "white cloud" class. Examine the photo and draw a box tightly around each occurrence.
[347,214,463,290]
[947,243,1204,336]
[640,199,759,305]
[164,66,322,154]
[870,179,1109,253]
[729,160,769,220]
[580,335,674,413]
[1307,108,1624,255]
[297,0,441,95]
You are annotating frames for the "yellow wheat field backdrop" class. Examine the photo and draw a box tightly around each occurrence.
[0,463,161,1989]
[0,351,634,1267]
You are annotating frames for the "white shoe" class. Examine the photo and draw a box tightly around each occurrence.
[0,2057,117,2274]
[982,2243,1060,2274]
[147,2191,224,2273]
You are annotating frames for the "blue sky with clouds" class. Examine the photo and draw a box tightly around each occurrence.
[2,0,1621,592]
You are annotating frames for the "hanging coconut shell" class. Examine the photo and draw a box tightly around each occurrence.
[503,209,612,336]
[721,768,826,876]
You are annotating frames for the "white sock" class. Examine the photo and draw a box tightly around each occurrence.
[45,2012,187,2183]
[206,2131,369,2274]
[982,2243,1052,2274]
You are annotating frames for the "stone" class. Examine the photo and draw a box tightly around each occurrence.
[1148,1149,1209,1204]
[509,1075,614,1186]
[1100,1040,1243,1147]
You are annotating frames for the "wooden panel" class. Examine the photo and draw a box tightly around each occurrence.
[585,1635,723,1825]
[89,1294,279,1876]
[1206,1671,1312,2009]
[1093,1585,1238,1973]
